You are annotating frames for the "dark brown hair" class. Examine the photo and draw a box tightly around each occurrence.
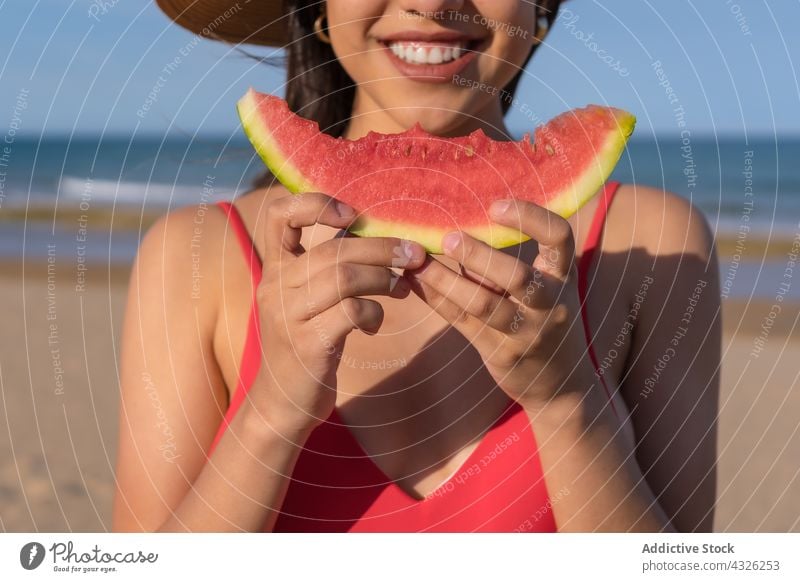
[252,0,563,188]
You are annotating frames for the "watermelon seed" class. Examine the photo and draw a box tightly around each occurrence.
[545,144,555,156]
[465,145,474,157]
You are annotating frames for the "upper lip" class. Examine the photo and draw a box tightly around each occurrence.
[378,30,482,43]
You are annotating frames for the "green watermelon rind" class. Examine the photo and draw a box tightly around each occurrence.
[237,92,317,195]
[237,90,635,253]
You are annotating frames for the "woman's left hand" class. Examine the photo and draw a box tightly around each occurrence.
[403,199,599,410]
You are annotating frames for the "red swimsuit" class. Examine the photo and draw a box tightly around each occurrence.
[208,181,621,532]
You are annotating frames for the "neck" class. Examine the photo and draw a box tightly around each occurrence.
[343,90,512,141]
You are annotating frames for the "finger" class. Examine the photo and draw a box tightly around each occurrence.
[264,193,357,263]
[458,265,508,296]
[441,229,568,309]
[289,236,426,285]
[298,264,411,319]
[442,231,546,302]
[308,298,385,344]
[407,264,568,352]
[405,257,520,332]
[489,200,576,277]
[404,270,501,348]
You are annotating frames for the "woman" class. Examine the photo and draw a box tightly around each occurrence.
[113,0,720,532]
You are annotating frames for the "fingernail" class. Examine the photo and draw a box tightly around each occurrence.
[335,200,355,218]
[490,200,511,216]
[442,232,461,254]
[402,239,421,261]
[406,257,431,279]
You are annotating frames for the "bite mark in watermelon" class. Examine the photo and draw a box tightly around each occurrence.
[237,89,635,253]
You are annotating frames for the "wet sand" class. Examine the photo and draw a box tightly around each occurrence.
[0,254,798,532]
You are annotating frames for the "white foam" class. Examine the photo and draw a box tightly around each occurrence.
[58,176,224,207]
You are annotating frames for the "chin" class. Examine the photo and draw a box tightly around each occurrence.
[388,101,479,136]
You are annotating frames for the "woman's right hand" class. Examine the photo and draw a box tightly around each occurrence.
[249,192,426,436]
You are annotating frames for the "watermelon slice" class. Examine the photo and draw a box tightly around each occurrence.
[237,89,635,253]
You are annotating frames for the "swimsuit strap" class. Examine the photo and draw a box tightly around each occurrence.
[208,201,264,454]
[216,200,263,284]
[577,181,622,418]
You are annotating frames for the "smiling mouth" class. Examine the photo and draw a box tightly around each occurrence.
[383,39,478,65]
[377,37,485,81]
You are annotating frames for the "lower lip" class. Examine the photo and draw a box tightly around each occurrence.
[381,42,479,83]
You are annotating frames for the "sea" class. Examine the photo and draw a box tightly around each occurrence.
[1,134,798,300]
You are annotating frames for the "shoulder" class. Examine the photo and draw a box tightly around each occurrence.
[612,183,716,261]
[220,184,288,257]
[136,184,284,276]
[136,202,229,286]
[133,182,292,294]
[139,201,228,256]
[134,188,274,306]
[129,185,292,326]
[127,204,232,341]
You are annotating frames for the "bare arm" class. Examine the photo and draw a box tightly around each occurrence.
[406,187,718,531]
[112,205,311,532]
[531,189,719,532]
[620,188,720,532]
[112,194,426,532]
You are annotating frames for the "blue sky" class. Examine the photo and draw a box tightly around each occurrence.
[1,0,798,138]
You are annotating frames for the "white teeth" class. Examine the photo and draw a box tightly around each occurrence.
[387,41,468,65]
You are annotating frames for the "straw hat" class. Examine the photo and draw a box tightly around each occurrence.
[155,1,564,47]
[155,0,290,46]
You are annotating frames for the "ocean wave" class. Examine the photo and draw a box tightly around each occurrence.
[713,216,800,239]
[58,176,233,206]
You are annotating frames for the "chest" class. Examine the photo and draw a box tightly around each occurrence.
[272,401,557,532]
[213,190,639,500]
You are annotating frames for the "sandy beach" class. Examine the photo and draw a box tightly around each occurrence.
[0,236,798,532]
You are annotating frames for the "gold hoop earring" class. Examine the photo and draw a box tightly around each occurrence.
[533,14,549,44]
[314,11,331,44]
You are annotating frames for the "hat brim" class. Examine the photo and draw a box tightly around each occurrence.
[155,0,289,47]
[155,0,566,48]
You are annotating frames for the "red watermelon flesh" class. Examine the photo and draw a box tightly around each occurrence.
[237,89,635,253]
